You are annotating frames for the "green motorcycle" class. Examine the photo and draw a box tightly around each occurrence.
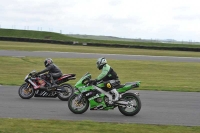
[68,72,141,116]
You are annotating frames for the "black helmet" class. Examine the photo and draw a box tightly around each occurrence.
[44,58,53,67]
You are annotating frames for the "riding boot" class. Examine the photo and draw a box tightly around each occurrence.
[50,75,58,88]
[111,89,120,102]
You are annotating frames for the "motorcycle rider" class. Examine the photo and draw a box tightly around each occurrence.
[92,57,120,104]
[35,58,63,90]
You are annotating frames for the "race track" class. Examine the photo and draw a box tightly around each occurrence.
[1,50,200,62]
[0,50,200,126]
[0,86,199,126]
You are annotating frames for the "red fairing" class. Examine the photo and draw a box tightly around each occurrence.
[33,81,40,89]
[59,74,71,80]
[58,74,76,80]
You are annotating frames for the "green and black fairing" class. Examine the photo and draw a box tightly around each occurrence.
[117,81,141,93]
[74,73,108,109]
[74,72,141,110]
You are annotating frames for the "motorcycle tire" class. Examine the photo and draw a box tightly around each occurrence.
[118,93,141,116]
[57,83,74,101]
[18,83,35,99]
[68,94,89,114]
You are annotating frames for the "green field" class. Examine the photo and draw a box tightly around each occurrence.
[0,118,199,133]
[0,56,200,92]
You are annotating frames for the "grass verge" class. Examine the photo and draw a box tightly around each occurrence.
[0,118,200,133]
[1,41,200,57]
[0,56,200,92]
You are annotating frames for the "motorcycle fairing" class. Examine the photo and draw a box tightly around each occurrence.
[34,90,57,97]
[74,72,141,110]
[117,81,141,93]
[56,74,76,84]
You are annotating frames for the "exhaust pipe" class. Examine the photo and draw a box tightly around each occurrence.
[134,92,140,96]
[116,101,129,105]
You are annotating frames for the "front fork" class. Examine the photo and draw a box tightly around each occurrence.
[76,93,83,104]
[24,83,30,89]
[27,79,40,89]
[23,83,33,94]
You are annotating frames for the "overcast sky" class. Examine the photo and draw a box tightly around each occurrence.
[1,0,200,41]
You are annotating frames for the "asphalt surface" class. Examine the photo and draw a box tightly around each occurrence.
[0,50,200,126]
[1,50,200,62]
[0,85,199,126]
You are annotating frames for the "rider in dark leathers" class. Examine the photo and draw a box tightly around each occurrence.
[36,58,62,89]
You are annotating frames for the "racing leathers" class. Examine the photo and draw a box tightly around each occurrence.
[37,63,62,87]
[95,64,120,103]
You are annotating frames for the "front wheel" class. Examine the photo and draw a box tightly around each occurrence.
[18,83,35,99]
[68,94,89,114]
[118,93,141,116]
[57,83,74,101]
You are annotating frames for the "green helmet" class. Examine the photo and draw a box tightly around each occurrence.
[96,57,107,70]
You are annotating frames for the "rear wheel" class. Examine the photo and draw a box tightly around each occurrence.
[57,84,74,101]
[18,83,35,99]
[68,94,89,114]
[118,93,141,116]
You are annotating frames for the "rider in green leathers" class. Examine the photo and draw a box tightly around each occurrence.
[93,57,120,103]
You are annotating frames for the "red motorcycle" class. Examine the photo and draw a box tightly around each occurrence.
[18,70,76,101]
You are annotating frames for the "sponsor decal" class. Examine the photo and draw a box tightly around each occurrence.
[106,83,112,89]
